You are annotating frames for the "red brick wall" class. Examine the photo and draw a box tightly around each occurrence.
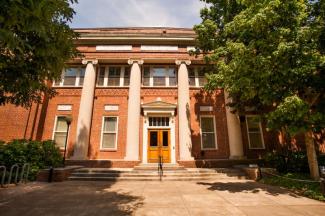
[41,88,82,157]
[89,88,129,160]
[189,89,230,160]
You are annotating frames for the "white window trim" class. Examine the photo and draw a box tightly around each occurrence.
[142,66,177,87]
[245,115,265,149]
[200,115,218,150]
[52,115,69,149]
[96,66,129,87]
[54,67,85,87]
[100,116,119,150]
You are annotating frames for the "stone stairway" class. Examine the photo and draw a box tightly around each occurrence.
[68,164,248,181]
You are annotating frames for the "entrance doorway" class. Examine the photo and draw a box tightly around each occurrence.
[147,129,170,163]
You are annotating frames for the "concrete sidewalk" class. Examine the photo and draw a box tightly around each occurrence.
[0,180,324,216]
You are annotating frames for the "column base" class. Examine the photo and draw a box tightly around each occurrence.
[229,155,246,160]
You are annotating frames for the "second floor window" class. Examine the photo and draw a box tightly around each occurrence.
[188,67,207,87]
[142,66,177,87]
[97,66,130,87]
[54,67,85,87]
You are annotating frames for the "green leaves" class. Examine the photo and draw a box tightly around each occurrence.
[0,0,79,107]
[194,0,325,135]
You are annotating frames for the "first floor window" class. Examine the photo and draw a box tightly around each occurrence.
[246,116,265,149]
[101,117,118,149]
[53,116,68,148]
[200,116,217,149]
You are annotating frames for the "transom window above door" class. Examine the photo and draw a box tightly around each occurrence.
[149,117,170,127]
[142,66,177,87]
[97,66,130,87]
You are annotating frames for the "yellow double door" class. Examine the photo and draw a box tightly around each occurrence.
[148,129,170,163]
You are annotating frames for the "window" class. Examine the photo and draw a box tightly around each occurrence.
[97,67,106,86]
[101,117,118,149]
[188,67,208,87]
[142,66,178,87]
[246,116,264,149]
[107,67,121,86]
[97,66,130,87]
[188,67,196,86]
[63,68,78,86]
[54,67,85,86]
[53,116,68,148]
[200,116,217,149]
[152,67,166,86]
[149,117,169,127]
[124,67,130,86]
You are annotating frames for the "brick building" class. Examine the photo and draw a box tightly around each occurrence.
[0,27,290,167]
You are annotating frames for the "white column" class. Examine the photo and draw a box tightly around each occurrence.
[224,90,245,159]
[176,60,194,161]
[124,59,143,160]
[72,59,98,160]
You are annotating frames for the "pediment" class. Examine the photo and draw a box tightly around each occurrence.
[141,100,177,109]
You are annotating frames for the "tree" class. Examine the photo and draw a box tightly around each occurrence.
[194,0,325,179]
[0,0,79,107]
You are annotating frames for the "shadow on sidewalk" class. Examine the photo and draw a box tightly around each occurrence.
[197,181,300,197]
[0,181,144,216]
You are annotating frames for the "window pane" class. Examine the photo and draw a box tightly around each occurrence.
[98,67,105,86]
[153,77,165,86]
[108,67,121,86]
[63,68,77,86]
[201,117,214,132]
[249,133,263,148]
[54,132,66,148]
[188,68,196,86]
[202,133,216,149]
[162,131,168,147]
[198,69,207,86]
[104,117,117,132]
[124,67,130,86]
[56,117,67,131]
[150,131,158,147]
[79,68,85,86]
[109,67,121,77]
[247,117,261,132]
[152,68,165,77]
[102,133,116,149]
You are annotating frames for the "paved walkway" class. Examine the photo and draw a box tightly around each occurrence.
[0,179,324,216]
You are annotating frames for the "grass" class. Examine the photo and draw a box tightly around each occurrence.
[259,172,325,201]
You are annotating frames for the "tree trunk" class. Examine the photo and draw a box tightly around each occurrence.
[305,130,320,180]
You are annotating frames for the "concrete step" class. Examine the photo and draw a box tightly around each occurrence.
[68,167,247,181]
[133,164,186,171]
[68,175,247,181]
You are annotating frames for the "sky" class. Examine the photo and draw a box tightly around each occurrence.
[70,0,207,28]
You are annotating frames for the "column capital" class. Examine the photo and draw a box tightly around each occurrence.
[128,59,144,65]
[175,60,191,66]
[82,59,98,65]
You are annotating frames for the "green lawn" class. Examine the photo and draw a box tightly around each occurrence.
[259,172,325,201]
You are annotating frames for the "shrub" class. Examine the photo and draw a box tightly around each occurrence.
[0,139,62,180]
[264,150,323,173]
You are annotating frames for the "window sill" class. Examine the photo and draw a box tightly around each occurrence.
[99,149,118,152]
[201,148,218,151]
[96,86,129,89]
[141,86,178,89]
[52,86,83,89]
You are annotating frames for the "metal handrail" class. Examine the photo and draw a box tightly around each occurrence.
[20,163,30,183]
[0,166,6,187]
[8,164,19,185]
[158,155,163,181]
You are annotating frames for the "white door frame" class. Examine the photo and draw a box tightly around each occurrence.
[142,114,176,164]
